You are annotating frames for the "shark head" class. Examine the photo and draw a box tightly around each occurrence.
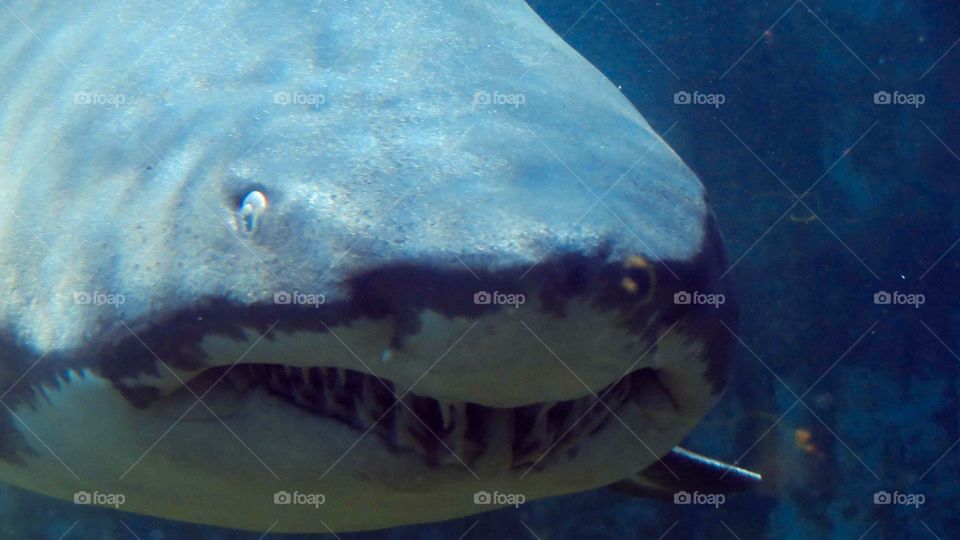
[0,0,736,532]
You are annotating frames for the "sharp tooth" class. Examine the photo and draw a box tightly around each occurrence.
[566,398,587,439]
[287,366,304,389]
[272,365,291,394]
[583,396,609,433]
[359,375,380,426]
[448,402,467,458]
[440,401,454,431]
[396,395,430,458]
[226,365,255,391]
[560,397,594,450]
[322,368,336,390]
[319,369,335,408]
[308,367,323,389]
[534,404,550,438]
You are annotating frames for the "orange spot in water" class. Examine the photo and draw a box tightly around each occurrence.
[624,255,649,269]
[795,428,821,456]
[621,255,657,305]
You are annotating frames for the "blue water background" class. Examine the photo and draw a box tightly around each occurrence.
[3,1,958,538]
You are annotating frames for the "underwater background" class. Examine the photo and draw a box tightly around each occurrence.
[2,0,958,538]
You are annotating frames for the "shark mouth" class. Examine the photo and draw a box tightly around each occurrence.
[209,363,675,470]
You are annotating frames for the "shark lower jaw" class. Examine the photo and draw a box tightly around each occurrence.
[189,362,676,470]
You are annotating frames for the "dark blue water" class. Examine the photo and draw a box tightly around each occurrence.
[4,1,958,538]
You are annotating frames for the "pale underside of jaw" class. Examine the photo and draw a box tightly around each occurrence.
[1,361,687,534]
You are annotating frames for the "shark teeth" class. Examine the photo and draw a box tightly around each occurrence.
[228,364,666,469]
[439,401,455,431]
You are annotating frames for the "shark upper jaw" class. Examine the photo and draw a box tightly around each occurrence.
[103,246,729,413]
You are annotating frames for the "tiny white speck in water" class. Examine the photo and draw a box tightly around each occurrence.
[240,190,268,234]
[381,348,393,363]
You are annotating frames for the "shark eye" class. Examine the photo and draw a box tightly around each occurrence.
[239,190,268,234]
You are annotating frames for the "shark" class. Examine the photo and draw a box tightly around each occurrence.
[0,0,758,533]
